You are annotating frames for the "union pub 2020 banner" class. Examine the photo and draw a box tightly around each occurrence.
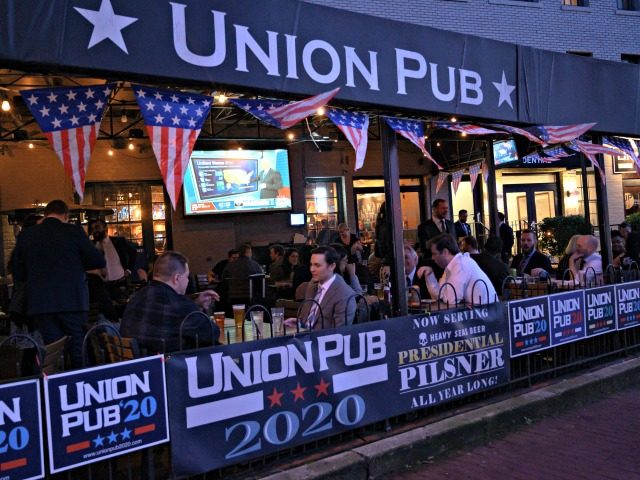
[166,302,508,476]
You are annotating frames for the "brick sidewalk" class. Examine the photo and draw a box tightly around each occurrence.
[388,385,640,480]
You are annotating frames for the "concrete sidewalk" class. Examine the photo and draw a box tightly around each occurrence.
[262,356,640,480]
[390,384,640,479]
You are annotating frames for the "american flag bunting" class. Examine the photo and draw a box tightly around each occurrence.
[486,124,546,145]
[133,84,212,209]
[481,161,490,183]
[21,83,114,200]
[568,140,622,185]
[382,117,442,169]
[435,171,449,193]
[231,88,340,129]
[433,122,503,136]
[603,136,640,174]
[326,108,369,171]
[524,123,596,145]
[451,168,464,195]
[469,163,481,190]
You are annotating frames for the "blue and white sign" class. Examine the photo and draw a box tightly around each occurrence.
[549,290,585,346]
[0,379,44,480]
[584,285,616,336]
[508,296,551,357]
[43,355,169,473]
[615,281,640,330]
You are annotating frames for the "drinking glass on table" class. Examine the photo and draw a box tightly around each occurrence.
[374,283,384,301]
[271,307,285,336]
[250,310,264,339]
[213,311,225,342]
[232,304,245,331]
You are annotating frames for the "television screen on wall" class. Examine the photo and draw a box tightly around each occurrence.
[183,149,292,215]
[493,139,519,166]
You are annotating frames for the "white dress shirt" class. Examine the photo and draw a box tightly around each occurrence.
[425,253,497,305]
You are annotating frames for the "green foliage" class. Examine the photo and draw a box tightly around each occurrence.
[538,215,591,257]
[624,212,640,231]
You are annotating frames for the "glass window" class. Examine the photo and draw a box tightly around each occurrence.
[622,54,640,64]
[563,0,588,5]
[304,178,344,240]
[618,0,640,10]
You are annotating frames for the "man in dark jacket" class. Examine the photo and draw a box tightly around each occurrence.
[418,199,456,254]
[121,251,219,354]
[498,212,514,264]
[14,200,105,367]
[463,236,510,295]
[510,229,552,276]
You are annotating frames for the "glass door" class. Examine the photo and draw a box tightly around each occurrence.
[504,183,559,232]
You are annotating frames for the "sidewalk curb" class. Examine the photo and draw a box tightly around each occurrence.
[260,356,640,480]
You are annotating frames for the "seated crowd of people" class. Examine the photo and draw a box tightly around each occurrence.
[6,199,638,370]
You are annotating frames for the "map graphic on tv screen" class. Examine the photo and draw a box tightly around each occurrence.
[183,150,292,215]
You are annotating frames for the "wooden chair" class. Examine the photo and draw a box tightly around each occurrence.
[99,333,140,363]
[40,336,69,374]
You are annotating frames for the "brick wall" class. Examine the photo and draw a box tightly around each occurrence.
[304,0,640,62]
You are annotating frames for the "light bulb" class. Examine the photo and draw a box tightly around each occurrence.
[217,94,227,104]
[120,113,128,123]
[317,107,326,115]
[128,142,135,150]
[28,143,34,149]
[1,100,10,112]
[287,133,295,140]
[450,116,457,123]
[108,149,114,156]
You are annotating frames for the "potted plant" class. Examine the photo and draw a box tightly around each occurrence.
[538,215,591,258]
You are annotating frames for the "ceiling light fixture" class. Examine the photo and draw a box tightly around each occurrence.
[1,100,10,112]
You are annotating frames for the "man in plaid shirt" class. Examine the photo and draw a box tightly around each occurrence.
[121,251,220,354]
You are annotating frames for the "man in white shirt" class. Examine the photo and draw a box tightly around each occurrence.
[419,234,497,305]
[569,235,602,282]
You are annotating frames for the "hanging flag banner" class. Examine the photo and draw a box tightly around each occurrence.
[0,379,45,480]
[20,84,113,200]
[523,123,596,145]
[451,168,465,195]
[481,161,490,183]
[382,117,442,169]
[133,85,212,210]
[468,163,481,190]
[231,88,339,129]
[43,356,170,474]
[435,171,449,193]
[548,290,585,346]
[433,122,503,136]
[508,296,551,357]
[167,303,508,476]
[569,140,622,185]
[327,108,369,171]
[584,285,617,337]
[603,136,640,174]
[615,281,640,330]
[486,124,546,145]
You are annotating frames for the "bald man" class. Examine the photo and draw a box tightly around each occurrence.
[569,235,602,278]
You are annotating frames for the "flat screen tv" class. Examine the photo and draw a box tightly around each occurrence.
[183,149,292,215]
[493,139,519,166]
[290,213,305,226]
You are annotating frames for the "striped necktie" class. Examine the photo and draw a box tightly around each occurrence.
[307,285,324,329]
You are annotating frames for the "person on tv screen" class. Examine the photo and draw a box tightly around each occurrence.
[257,157,283,199]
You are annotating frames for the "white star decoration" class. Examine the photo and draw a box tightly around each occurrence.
[74,0,138,54]
[492,71,516,109]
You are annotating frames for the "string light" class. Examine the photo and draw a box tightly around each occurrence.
[450,116,457,123]
[317,107,325,115]
[28,143,34,149]
[1,100,10,112]
[287,132,295,140]
[128,142,135,150]
[108,149,114,156]
[217,94,227,104]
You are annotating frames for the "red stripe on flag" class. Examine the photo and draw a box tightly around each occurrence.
[174,127,184,202]
[135,423,156,435]
[76,127,86,190]
[66,440,91,453]
[0,457,27,471]
[59,129,72,180]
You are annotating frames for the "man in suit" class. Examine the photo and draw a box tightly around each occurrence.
[498,212,514,264]
[418,199,455,254]
[510,229,552,277]
[89,219,139,300]
[257,157,283,199]
[418,199,454,279]
[13,200,106,367]
[454,209,472,239]
[287,246,356,329]
[404,245,428,300]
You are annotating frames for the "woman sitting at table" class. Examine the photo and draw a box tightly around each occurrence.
[282,248,300,282]
[292,244,314,292]
[557,234,580,276]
